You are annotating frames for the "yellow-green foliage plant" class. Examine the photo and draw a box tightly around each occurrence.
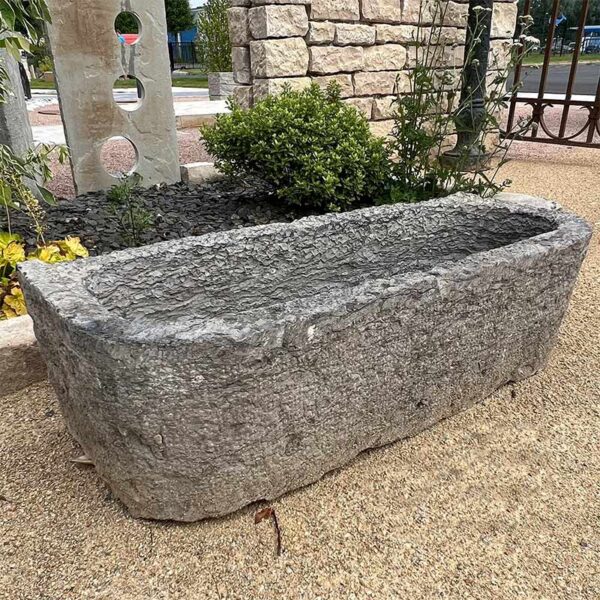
[0,233,88,319]
[0,0,88,320]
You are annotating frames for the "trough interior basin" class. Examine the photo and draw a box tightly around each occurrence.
[84,204,555,332]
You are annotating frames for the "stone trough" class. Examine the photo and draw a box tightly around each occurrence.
[19,194,591,521]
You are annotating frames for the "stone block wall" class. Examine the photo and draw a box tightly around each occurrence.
[228,0,518,136]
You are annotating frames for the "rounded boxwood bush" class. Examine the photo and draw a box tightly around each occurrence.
[201,84,391,212]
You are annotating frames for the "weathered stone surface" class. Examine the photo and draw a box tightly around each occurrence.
[364,44,407,71]
[362,0,402,23]
[253,76,312,99]
[375,24,420,44]
[492,1,518,39]
[407,44,464,68]
[440,1,469,26]
[310,0,360,22]
[230,0,250,6]
[227,7,250,46]
[232,84,253,108]
[335,24,376,46]
[353,70,410,95]
[254,0,310,4]
[372,95,397,120]
[0,316,45,397]
[369,118,395,138]
[306,21,336,45]
[312,73,354,97]
[180,162,225,184]
[20,196,590,521]
[248,5,308,40]
[0,50,33,155]
[489,39,513,70]
[309,46,364,74]
[45,0,180,194]
[232,47,251,84]
[208,71,235,100]
[441,132,458,152]
[376,25,464,45]
[250,38,309,78]
[401,0,436,24]
[343,96,373,118]
[433,26,467,45]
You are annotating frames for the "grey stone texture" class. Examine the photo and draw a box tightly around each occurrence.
[232,47,251,84]
[180,162,225,184]
[20,195,591,522]
[208,71,236,100]
[46,0,180,194]
[0,49,33,155]
[227,7,250,46]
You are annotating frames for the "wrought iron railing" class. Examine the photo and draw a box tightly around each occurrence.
[504,0,600,148]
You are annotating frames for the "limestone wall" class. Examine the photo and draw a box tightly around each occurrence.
[228,0,518,136]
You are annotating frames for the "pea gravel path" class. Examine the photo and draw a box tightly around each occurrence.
[0,151,598,600]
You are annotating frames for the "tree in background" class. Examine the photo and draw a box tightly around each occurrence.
[165,0,195,35]
[517,0,600,42]
[196,0,231,72]
[114,12,139,34]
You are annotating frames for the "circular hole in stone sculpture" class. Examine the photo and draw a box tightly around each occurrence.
[113,77,145,111]
[114,12,141,46]
[100,136,138,177]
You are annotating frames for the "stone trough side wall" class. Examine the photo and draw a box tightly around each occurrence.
[228,0,518,137]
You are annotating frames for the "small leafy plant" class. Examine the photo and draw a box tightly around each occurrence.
[0,232,88,319]
[0,0,88,321]
[107,173,154,247]
[202,83,391,212]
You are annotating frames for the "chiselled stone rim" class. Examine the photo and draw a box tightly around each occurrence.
[19,193,592,348]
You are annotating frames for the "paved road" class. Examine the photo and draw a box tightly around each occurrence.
[509,62,599,96]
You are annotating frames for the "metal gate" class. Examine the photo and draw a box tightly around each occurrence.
[505,0,600,148]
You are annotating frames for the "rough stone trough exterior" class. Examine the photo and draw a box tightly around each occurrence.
[228,0,519,137]
[19,195,591,521]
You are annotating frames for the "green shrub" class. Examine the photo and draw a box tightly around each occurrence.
[201,84,391,212]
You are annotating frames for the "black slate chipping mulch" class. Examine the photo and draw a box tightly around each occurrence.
[5,180,302,256]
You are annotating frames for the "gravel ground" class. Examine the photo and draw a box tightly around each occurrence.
[507,103,600,161]
[43,129,214,199]
[1,151,599,600]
